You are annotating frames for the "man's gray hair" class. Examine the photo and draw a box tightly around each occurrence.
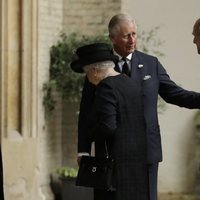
[108,13,137,37]
[84,61,115,72]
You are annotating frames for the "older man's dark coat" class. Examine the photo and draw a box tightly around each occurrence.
[78,50,200,199]
[78,50,200,164]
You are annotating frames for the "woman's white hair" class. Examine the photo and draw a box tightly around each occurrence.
[83,60,115,72]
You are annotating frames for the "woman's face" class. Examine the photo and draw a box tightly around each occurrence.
[84,67,98,85]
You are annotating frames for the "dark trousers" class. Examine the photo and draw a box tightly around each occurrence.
[148,163,158,200]
[0,148,4,200]
[94,189,114,200]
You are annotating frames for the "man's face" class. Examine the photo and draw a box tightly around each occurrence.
[110,21,137,57]
[193,27,200,54]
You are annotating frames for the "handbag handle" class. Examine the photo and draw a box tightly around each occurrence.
[105,141,109,158]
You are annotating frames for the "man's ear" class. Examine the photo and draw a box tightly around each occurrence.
[109,34,115,44]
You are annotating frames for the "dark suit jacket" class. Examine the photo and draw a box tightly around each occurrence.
[93,74,149,200]
[78,50,200,164]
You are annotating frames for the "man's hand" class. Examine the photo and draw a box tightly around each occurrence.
[77,156,82,166]
[77,153,90,166]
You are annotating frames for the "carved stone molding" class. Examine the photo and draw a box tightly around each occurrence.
[0,0,38,138]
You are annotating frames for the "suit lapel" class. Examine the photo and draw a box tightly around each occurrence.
[131,51,146,82]
[130,52,138,76]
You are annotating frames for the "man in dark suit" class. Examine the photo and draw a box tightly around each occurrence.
[193,18,200,54]
[77,14,200,200]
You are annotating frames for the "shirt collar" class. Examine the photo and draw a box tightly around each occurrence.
[113,50,133,61]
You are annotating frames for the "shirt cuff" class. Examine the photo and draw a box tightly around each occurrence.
[78,152,90,157]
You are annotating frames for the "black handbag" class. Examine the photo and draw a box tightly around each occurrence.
[76,142,115,190]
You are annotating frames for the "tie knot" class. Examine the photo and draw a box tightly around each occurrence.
[121,58,130,76]
[122,57,127,62]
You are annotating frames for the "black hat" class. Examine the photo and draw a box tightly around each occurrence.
[70,43,119,73]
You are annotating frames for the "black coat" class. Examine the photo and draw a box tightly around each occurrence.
[78,50,200,164]
[92,74,149,200]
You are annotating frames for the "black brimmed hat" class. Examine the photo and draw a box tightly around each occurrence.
[70,43,118,73]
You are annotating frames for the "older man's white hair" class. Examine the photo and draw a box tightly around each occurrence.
[108,13,137,37]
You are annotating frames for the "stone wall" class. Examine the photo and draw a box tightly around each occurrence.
[63,0,121,35]
[2,0,64,199]
[38,0,63,198]
[62,102,79,168]
[1,0,44,199]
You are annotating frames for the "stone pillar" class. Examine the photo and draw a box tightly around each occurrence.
[0,0,49,199]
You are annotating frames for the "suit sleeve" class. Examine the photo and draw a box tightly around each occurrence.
[93,81,118,141]
[78,77,96,153]
[158,60,200,109]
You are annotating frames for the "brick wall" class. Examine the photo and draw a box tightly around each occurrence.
[63,0,121,35]
[62,102,80,168]
[38,0,63,192]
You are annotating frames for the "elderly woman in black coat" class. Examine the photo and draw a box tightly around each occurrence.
[71,43,149,200]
